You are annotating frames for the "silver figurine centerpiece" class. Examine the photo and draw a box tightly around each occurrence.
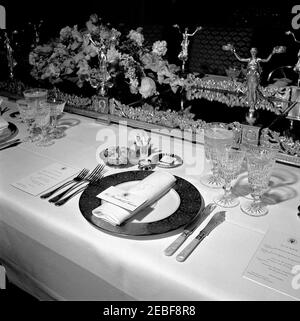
[173,24,202,74]
[286,30,300,86]
[174,24,202,111]
[3,30,18,79]
[223,43,286,125]
[85,33,112,97]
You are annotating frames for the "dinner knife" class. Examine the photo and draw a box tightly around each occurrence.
[164,203,217,256]
[176,210,226,262]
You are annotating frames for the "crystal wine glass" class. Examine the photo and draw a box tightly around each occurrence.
[42,99,66,139]
[35,104,54,147]
[200,123,234,188]
[16,99,37,142]
[213,146,245,207]
[240,145,278,216]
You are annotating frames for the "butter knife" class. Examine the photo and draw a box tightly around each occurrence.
[164,203,217,256]
[176,211,226,262]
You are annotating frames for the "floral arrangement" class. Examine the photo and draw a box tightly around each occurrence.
[29,14,183,102]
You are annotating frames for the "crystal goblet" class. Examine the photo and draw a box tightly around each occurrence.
[42,99,66,139]
[23,88,48,107]
[240,145,278,216]
[213,146,245,208]
[35,104,54,147]
[200,124,234,188]
[23,88,48,140]
[16,99,37,142]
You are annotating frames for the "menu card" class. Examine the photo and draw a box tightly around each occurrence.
[11,163,79,196]
[243,229,300,300]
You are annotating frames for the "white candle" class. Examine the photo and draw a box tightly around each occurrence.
[0,5,6,29]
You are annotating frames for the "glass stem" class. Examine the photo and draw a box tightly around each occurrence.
[223,180,231,198]
[41,127,47,141]
[252,193,261,205]
[212,161,218,176]
[53,115,58,130]
[26,121,33,141]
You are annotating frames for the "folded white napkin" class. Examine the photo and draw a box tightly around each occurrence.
[0,116,8,131]
[92,171,176,226]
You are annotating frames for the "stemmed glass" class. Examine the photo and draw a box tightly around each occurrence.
[214,146,245,208]
[42,99,66,139]
[23,88,48,141]
[35,104,54,147]
[200,123,234,188]
[240,145,278,217]
[16,99,37,142]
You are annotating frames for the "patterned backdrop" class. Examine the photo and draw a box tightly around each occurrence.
[188,26,254,75]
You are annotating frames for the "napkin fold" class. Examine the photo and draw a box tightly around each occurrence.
[92,171,176,226]
[0,116,8,131]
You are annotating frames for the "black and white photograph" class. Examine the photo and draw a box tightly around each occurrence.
[0,0,300,307]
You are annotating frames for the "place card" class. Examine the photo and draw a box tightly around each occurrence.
[11,163,80,196]
[243,229,300,300]
[97,186,148,212]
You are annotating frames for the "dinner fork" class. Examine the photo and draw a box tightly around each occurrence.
[54,166,106,206]
[48,164,105,203]
[40,168,89,199]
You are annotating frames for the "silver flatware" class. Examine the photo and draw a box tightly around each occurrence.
[48,164,105,203]
[54,167,106,206]
[176,211,226,262]
[0,139,21,151]
[164,203,217,256]
[40,168,89,199]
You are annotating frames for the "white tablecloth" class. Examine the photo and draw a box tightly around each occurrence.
[0,98,299,301]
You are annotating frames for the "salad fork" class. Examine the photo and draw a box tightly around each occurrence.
[48,164,105,203]
[54,166,106,206]
[40,168,89,199]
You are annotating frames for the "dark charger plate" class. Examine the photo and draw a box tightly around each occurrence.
[0,122,19,144]
[79,170,204,237]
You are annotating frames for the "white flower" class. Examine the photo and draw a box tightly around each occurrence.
[152,41,167,56]
[106,47,121,63]
[128,28,144,46]
[139,77,157,98]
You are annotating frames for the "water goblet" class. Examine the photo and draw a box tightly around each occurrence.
[23,88,48,108]
[42,99,66,139]
[213,146,245,208]
[23,88,48,140]
[240,145,278,217]
[35,104,54,147]
[200,124,234,188]
[16,99,37,142]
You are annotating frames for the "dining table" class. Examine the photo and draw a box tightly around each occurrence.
[0,95,300,301]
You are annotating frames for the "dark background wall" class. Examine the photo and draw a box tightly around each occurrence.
[1,0,300,132]
[1,1,299,73]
